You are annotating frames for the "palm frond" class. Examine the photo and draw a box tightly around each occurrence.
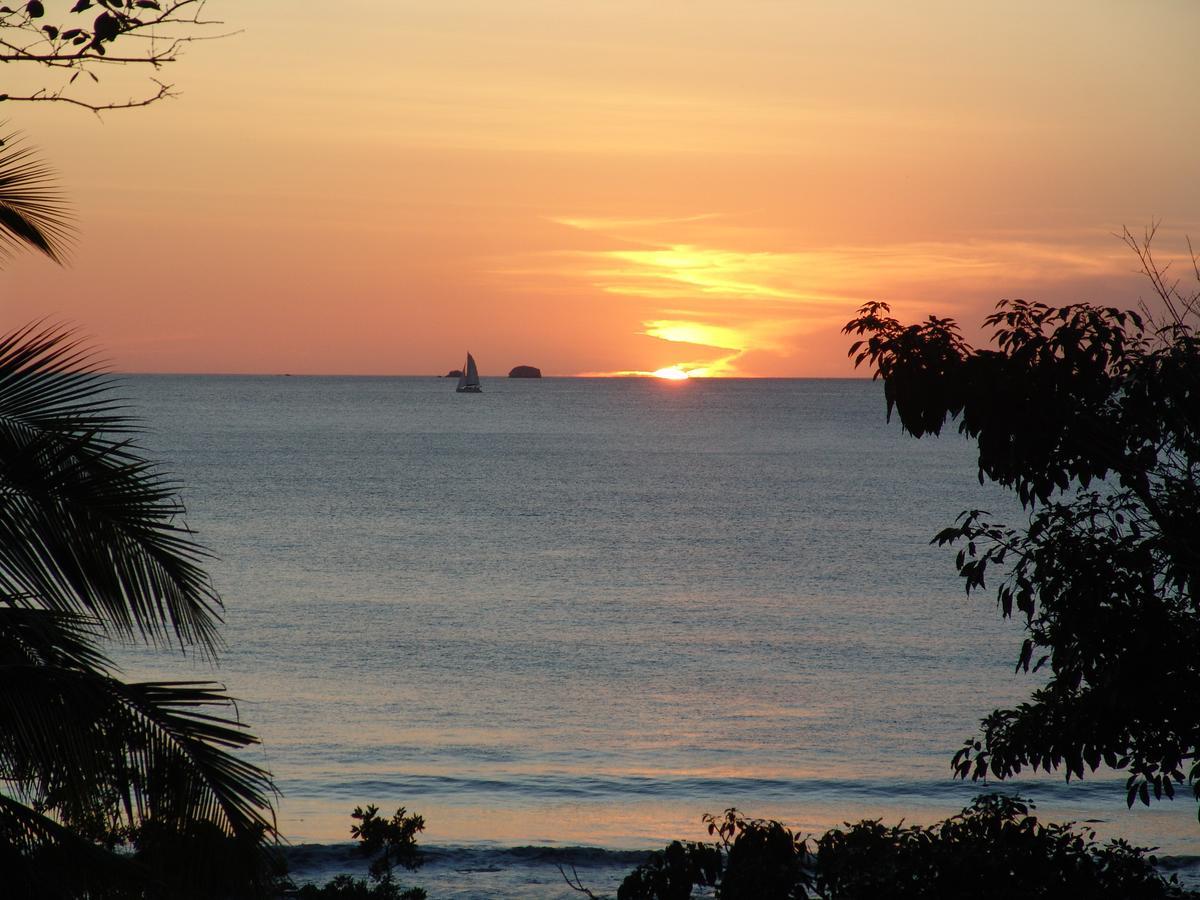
[0,127,277,899]
[0,321,125,434]
[0,604,110,672]
[121,680,279,836]
[0,128,72,264]
[0,671,277,840]
[0,323,224,653]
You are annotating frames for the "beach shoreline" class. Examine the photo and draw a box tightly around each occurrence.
[281,839,1200,899]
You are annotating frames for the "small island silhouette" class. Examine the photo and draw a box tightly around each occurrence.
[508,365,542,378]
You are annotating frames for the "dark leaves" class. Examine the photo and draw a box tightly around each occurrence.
[843,302,970,436]
[92,10,120,42]
[0,323,225,652]
[850,283,1200,820]
[618,797,1188,899]
[0,127,72,264]
[0,326,278,895]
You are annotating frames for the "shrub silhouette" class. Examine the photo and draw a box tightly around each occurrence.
[294,805,426,900]
[611,795,1196,899]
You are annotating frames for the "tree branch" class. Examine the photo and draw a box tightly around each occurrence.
[0,0,231,111]
[557,864,605,899]
[3,79,174,113]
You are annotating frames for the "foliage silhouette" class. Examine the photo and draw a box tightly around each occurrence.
[843,229,1200,819]
[812,793,1194,899]
[608,796,1195,899]
[293,805,426,900]
[0,321,280,898]
[0,127,71,262]
[0,0,231,112]
[349,804,425,883]
[0,134,278,896]
[615,839,721,900]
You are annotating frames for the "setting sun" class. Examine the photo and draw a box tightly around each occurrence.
[652,366,691,380]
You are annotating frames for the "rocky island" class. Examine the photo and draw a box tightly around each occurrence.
[508,365,542,378]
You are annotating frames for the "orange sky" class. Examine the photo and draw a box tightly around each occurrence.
[0,0,1197,376]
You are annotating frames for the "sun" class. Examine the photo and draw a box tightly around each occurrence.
[651,366,691,380]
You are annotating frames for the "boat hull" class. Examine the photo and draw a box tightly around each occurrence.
[456,385,482,393]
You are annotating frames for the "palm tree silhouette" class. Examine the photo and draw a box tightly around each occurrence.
[0,130,277,898]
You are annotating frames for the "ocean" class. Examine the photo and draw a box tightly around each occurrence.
[116,375,1198,896]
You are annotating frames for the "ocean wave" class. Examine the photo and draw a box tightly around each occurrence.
[287,771,1137,805]
[283,841,657,898]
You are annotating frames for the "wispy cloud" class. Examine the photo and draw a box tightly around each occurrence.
[548,213,723,232]
[500,215,1180,376]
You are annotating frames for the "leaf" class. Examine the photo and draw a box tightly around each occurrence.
[24,0,42,16]
[0,131,72,262]
[70,0,91,9]
[0,324,226,652]
[92,9,119,41]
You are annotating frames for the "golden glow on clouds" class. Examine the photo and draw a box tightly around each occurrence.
[641,320,746,352]
[601,245,796,301]
[528,212,1184,376]
[550,214,721,232]
[544,216,825,376]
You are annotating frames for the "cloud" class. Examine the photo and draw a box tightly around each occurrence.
[640,320,748,351]
[498,217,1196,376]
[549,214,723,232]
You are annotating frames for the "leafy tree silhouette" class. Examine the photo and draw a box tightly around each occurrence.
[843,227,1200,820]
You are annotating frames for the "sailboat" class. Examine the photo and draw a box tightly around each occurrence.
[456,352,482,393]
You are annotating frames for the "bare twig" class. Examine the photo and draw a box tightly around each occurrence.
[557,863,605,899]
[3,79,174,113]
[1119,224,1200,330]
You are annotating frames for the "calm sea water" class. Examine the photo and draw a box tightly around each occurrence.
[117,376,1197,895]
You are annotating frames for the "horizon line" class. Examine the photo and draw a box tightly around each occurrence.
[106,371,876,380]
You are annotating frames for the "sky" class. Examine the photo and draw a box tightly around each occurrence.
[0,0,1197,376]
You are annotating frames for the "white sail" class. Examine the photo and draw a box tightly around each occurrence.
[456,352,482,392]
